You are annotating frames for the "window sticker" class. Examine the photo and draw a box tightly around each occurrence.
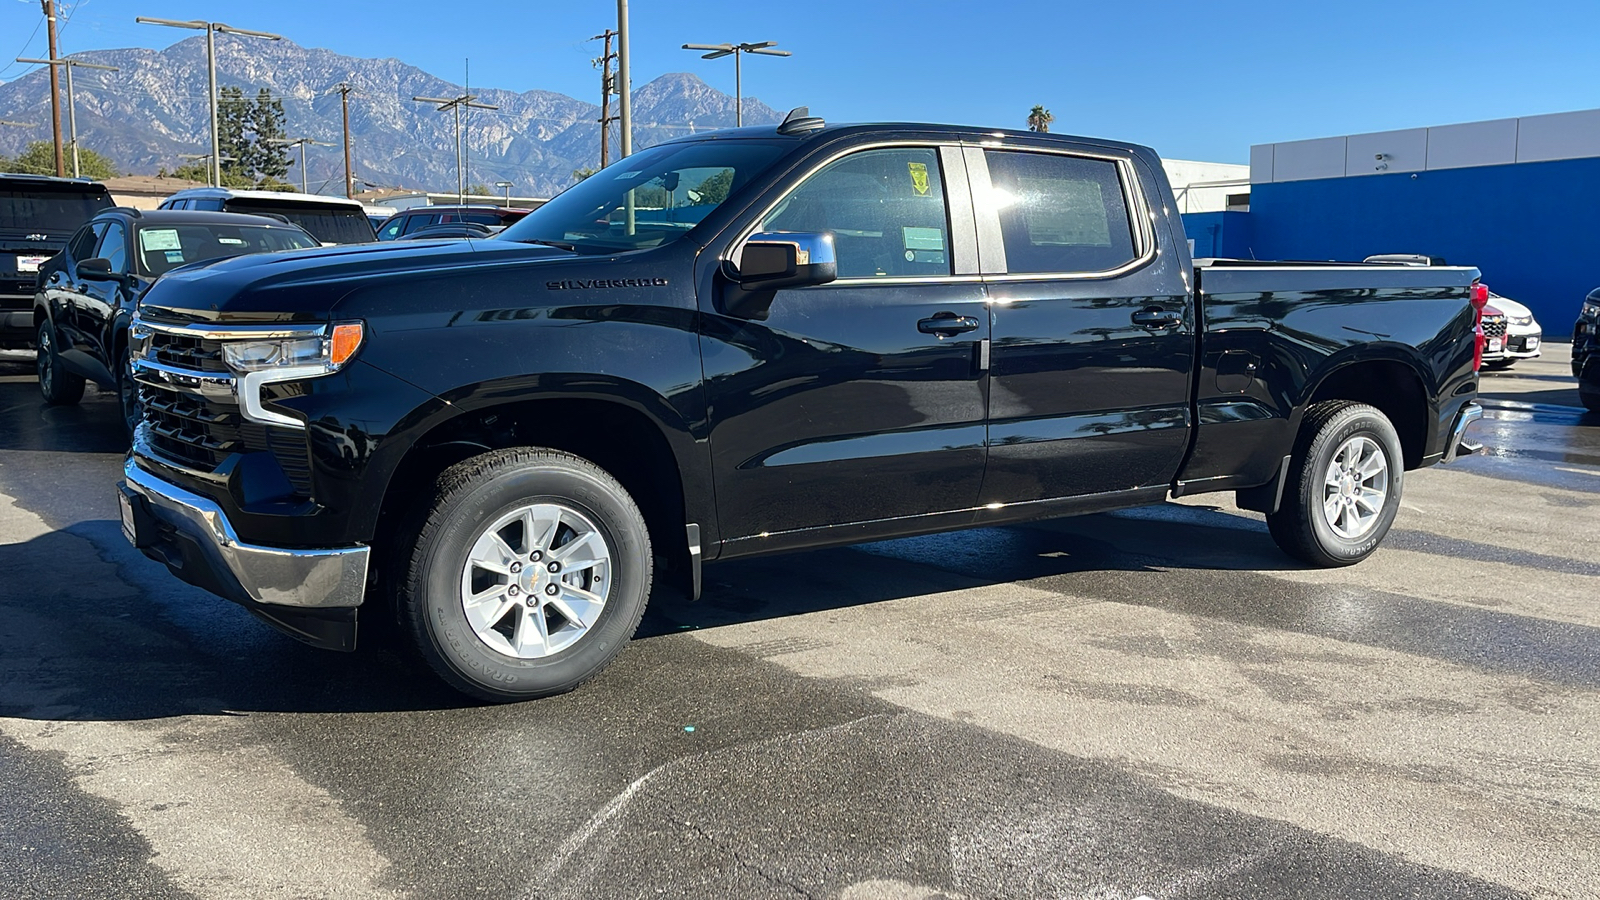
[139,228,182,251]
[164,250,185,263]
[902,226,945,251]
[907,161,931,197]
[218,237,247,245]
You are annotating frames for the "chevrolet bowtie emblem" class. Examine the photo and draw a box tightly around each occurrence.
[26,233,48,241]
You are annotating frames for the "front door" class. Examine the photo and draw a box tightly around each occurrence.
[700,144,990,550]
[973,145,1195,503]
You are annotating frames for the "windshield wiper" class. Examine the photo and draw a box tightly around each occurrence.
[513,238,579,252]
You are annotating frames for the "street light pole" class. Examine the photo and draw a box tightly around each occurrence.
[269,137,333,194]
[137,17,282,188]
[617,0,631,158]
[495,180,514,206]
[17,57,120,178]
[411,93,499,205]
[681,41,791,128]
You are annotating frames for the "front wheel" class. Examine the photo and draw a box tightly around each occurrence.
[36,320,85,406]
[400,448,652,702]
[1267,401,1404,567]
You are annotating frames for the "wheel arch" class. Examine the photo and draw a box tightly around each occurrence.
[1301,351,1431,470]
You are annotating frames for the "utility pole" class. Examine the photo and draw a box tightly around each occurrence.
[589,29,618,168]
[18,57,120,178]
[335,82,355,199]
[269,136,333,194]
[412,92,498,205]
[681,41,791,128]
[41,1,64,176]
[137,17,282,188]
[616,0,631,159]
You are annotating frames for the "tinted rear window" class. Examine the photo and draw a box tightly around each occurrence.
[222,200,376,244]
[0,188,113,233]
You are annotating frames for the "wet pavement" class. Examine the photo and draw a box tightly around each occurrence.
[0,346,1595,899]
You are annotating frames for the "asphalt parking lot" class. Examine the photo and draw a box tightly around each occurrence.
[0,345,1595,900]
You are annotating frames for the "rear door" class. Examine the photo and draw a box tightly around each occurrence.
[700,141,990,548]
[972,143,1194,503]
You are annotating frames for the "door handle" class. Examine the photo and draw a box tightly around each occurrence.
[918,314,981,337]
[1131,307,1182,329]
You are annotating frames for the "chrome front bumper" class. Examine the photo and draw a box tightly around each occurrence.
[119,458,369,611]
[1441,402,1483,464]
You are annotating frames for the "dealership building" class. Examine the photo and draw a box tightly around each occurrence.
[1182,108,1600,328]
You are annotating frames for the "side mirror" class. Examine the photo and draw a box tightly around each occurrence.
[721,232,837,319]
[77,257,121,281]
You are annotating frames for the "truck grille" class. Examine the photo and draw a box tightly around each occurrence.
[1482,317,1507,340]
[135,326,314,497]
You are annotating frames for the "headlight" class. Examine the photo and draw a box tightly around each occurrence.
[1583,302,1600,319]
[221,323,364,375]
[1509,314,1533,327]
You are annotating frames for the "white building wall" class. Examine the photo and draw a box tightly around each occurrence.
[1162,158,1250,213]
[1251,107,1600,183]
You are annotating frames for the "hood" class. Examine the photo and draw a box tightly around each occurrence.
[137,237,577,322]
[1486,293,1533,320]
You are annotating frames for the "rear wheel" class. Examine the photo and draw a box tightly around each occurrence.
[400,448,652,702]
[36,321,85,406]
[1267,402,1403,567]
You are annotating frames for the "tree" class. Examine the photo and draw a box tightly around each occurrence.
[249,88,291,184]
[571,167,598,183]
[3,140,117,179]
[467,183,491,196]
[1027,105,1054,133]
[690,169,733,205]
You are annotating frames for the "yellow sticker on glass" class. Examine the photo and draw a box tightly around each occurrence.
[908,161,931,197]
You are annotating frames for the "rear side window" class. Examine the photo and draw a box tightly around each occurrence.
[401,213,442,235]
[760,146,952,279]
[983,150,1138,274]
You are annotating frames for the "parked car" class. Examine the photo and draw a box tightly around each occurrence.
[33,208,319,435]
[2,172,115,348]
[1575,288,1600,412]
[396,222,502,240]
[1479,304,1510,366]
[158,187,375,245]
[119,112,1488,701]
[363,204,398,233]
[374,205,529,241]
[1480,291,1541,368]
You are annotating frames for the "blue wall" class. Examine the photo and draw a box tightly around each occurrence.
[1180,211,1253,259]
[1238,157,1600,330]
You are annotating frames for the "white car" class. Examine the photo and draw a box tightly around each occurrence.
[1482,292,1541,368]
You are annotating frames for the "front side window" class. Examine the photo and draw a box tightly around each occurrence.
[67,222,103,261]
[760,147,952,279]
[96,221,129,274]
[984,150,1139,274]
[499,138,791,253]
[401,213,441,235]
[377,217,405,240]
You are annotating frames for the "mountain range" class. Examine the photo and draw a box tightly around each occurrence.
[0,35,782,197]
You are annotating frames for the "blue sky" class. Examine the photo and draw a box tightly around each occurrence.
[3,0,1598,163]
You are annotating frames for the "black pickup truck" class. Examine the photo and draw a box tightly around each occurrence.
[119,112,1487,701]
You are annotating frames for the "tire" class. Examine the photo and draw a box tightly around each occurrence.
[118,351,142,441]
[400,447,652,702]
[1581,390,1600,414]
[36,320,85,406]
[1267,401,1404,567]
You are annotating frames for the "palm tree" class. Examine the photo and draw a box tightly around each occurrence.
[1027,105,1054,133]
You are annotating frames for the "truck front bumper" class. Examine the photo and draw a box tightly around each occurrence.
[118,457,369,651]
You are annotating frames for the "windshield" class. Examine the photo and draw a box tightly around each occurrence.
[135,223,319,277]
[498,139,792,252]
[222,200,376,244]
[0,188,113,233]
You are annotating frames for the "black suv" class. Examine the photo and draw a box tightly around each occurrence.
[2,173,114,348]
[1577,288,1599,412]
[34,207,318,434]
[374,205,529,241]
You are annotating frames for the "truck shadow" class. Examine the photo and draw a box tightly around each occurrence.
[0,357,130,455]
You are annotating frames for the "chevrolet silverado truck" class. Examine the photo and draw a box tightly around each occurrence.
[119,111,1488,701]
